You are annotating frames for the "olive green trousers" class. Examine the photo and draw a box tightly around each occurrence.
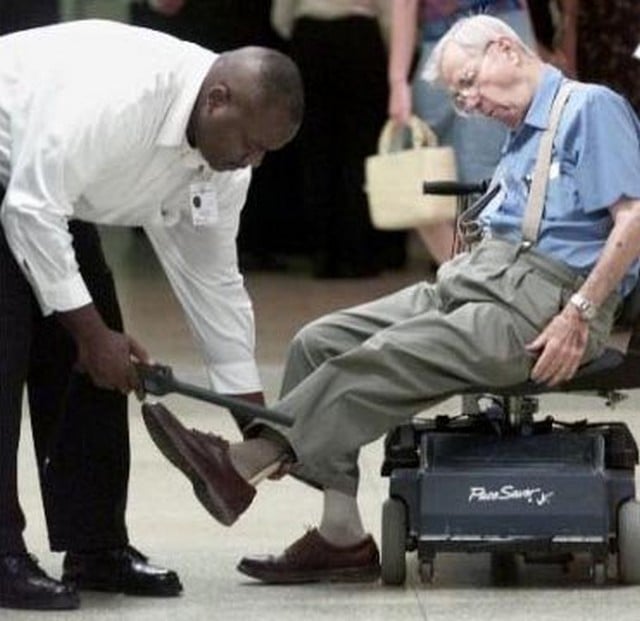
[268,239,620,495]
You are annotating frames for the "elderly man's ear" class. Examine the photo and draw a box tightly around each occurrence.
[494,36,522,64]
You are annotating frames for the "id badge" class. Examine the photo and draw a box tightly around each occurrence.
[190,181,219,226]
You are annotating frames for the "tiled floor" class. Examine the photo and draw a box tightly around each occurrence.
[9,228,640,620]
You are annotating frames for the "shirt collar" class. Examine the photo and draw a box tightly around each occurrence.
[522,64,565,131]
[156,46,216,161]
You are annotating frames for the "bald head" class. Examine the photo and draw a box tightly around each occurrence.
[213,46,304,128]
[189,46,304,171]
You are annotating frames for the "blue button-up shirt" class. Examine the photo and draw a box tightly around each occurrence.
[479,66,640,296]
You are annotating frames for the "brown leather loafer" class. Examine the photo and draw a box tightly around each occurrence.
[237,528,381,584]
[142,402,256,526]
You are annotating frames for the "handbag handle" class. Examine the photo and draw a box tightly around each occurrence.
[377,115,439,154]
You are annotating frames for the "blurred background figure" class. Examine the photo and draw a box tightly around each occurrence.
[0,0,59,33]
[388,0,534,267]
[558,0,639,114]
[130,0,275,51]
[271,0,407,279]
[130,0,305,270]
[526,0,568,69]
[527,0,555,53]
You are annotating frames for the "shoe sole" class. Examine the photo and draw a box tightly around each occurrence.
[64,577,182,597]
[142,404,238,526]
[236,562,381,585]
[0,593,80,611]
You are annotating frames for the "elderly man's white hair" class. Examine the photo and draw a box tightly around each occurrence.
[422,14,535,85]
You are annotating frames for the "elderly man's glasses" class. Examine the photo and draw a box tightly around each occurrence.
[450,41,496,114]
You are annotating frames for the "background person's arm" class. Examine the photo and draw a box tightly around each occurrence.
[388,0,419,125]
[557,0,578,76]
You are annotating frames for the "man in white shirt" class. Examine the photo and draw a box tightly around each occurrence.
[0,19,303,610]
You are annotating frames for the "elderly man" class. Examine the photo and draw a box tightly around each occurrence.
[143,14,640,584]
[0,20,302,610]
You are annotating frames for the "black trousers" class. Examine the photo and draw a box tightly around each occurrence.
[0,202,129,553]
[290,16,406,273]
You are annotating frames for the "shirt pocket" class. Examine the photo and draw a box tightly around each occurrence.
[544,157,579,221]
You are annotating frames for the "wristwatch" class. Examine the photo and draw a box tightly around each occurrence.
[569,292,598,322]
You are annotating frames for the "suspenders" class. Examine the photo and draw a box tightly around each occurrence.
[459,80,576,249]
[521,81,576,245]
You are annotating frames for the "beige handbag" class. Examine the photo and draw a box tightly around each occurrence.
[365,116,458,229]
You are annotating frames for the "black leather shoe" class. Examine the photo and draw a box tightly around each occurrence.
[0,553,79,610]
[63,545,182,597]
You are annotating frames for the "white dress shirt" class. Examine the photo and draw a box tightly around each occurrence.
[0,19,261,394]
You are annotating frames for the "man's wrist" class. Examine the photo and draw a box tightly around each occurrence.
[56,303,109,343]
[568,292,598,322]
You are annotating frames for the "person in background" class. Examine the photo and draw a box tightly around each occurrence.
[0,19,302,610]
[131,0,307,269]
[388,0,535,266]
[527,0,579,73]
[527,1,557,56]
[558,0,639,114]
[0,0,60,32]
[271,0,407,278]
[130,0,276,50]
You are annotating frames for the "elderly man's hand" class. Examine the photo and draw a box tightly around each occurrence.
[525,305,589,386]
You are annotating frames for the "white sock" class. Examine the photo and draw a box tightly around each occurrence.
[318,489,366,547]
[228,437,288,484]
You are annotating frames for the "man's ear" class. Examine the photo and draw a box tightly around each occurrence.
[494,36,512,53]
[207,83,230,111]
[495,36,520,64]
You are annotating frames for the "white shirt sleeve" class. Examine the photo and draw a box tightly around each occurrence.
[144,168,262,395]
[1,82,147,314]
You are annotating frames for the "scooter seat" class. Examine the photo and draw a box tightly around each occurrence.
[468,346,640,396]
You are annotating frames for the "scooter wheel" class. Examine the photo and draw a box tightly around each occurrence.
[618,499,640,584]
[381,497,407,586]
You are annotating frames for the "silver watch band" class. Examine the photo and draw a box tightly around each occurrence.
[569,292,597,322]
